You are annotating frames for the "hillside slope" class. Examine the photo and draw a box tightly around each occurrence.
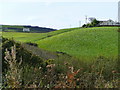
[2,27,80,42]
[37,27,118,60]
[2,27,119,61]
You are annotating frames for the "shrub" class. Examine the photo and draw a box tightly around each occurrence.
[26,42,38,47]
[2,38,120,88]
[2,38,44,72]
[82,24,87,28]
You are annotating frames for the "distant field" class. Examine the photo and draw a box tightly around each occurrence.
[2,27,119,61]
[2,25,23,28]
[2,27,80,42]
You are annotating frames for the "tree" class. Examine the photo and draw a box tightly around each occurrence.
[82,18,100,28]
[82,24,87,27]
[91,19,100,26]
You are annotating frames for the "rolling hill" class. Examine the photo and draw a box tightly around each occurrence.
[2,27,119,61]
[2,26,120,88]
[36,27,118,61]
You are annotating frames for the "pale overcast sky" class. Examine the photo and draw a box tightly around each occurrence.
[0,0,119,29]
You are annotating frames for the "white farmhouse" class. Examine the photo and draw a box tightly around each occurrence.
[99,19,117,25]
[23,28,30,32]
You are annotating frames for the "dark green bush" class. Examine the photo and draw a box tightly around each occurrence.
[26,42,38,47]
[2,38,44,72]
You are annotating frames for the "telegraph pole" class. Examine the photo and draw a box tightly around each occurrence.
[85,15,88,24]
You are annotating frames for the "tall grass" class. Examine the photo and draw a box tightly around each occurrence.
[2,45,120,88]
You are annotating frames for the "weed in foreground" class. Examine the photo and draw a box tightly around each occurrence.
[2,45,120,88]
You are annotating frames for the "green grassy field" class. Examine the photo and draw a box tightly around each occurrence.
[2,27,118,61]
[2,27,120,88]
[2,27,80,42]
